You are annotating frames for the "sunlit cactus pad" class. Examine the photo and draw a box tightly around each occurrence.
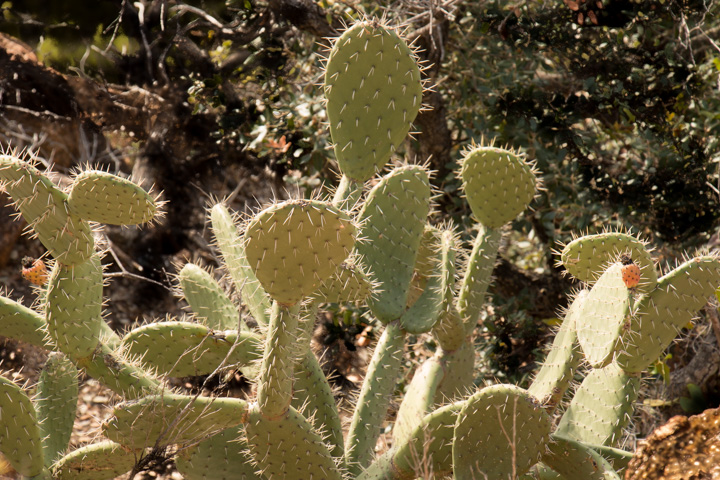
[324,20,423,181]
[244,199,355,306]
[560,231,657,292]
[459,145,538,229]
[576,263,631,368]
[121,321,262,377]
[0,155,94,265]
[453,384,551,480]
[67,170,158,225]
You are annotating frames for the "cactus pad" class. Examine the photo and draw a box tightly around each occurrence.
[459,146,538,229]
[576,264,631,368]
[325,21,423,182]
[103,393,248,449]
[0,376,44,477]
[528,290,585,410]
[45,255,104,357]
[175,427,264,480]
[52,441,136,480]
[0,155,94,265]
[178,263,240,330]
[453,384,551,480]
[357,165,431,322]
[542,436,622,480]
[0,295,52,349]
[556,362,639,446]
[244,199,355,306]
[121,321,262,377]
[245,404,343,480]
[560,232,656,292]
[616,255,720,372]
[36,352,78,467]
[67,170,157,225]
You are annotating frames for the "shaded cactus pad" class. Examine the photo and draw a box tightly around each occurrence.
[244,199,355,305]
[324,21,423,181]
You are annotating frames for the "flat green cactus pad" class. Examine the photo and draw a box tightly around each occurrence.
[0,155,94,265]
[616,255,720,372]
[555,362,639,446]
[211,204,271,325]
[528,290,585,410]
[121,321,262,377]
[103,393,248,449]
[576,264,631,368]
[46,255,104,357]
[453,384,551,480]
[560,232,657,292]
[36,352,78,467]
[542,436,621,480]
[175,427,265,480]
[357,165,431,323]
[52,441,136,480]
[459,146,537,229]
[178,263,241,330]
[0,295,52,349]
[67,170,157,225]
[245,405,343,480]
[244,199,355,306]
[325,21,423,182]
[0,376,44,477]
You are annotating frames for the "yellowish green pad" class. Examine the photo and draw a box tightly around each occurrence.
[453,384,551,480]
[0,295,52,349]
[175,427,264,480]
[244,199,355,306]
[121,321,262,377]
[576,264,631,368]
[103,393,248,449]
[459,146,537,229]
[179,262,240,330]
[0,376,44,477]
[325,21,423,182]
[0,155,93,265]
[67,170,157,225]
[52,441,137,480]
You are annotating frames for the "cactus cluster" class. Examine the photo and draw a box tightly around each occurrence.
[1,17,720,480]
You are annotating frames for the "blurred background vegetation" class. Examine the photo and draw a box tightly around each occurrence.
[1,0,719,430]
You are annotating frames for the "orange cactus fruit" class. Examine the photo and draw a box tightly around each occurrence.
[620,254,641,289]
[21,256,48,286]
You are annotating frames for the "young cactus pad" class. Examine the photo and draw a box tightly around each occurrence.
[0,376,44,477]
[67,170,158,225]
[244,199,355,306]
[324,20,423,182]
[560,231,657,292]
[459,145,538,229]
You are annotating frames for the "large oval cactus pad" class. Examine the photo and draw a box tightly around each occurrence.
[325,21,423,182]
[244,199,355,306]
[453,384,551,480]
